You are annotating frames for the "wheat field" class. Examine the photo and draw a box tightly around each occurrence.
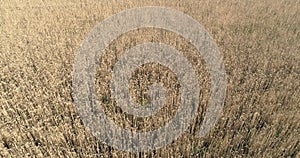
[0,0,299,157]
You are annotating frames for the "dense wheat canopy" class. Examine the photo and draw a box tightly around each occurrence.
[0,0,299,157]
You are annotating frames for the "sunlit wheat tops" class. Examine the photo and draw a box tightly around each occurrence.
[0,0,299,157]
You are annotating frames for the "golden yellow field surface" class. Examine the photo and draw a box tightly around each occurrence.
[0,0,299,157]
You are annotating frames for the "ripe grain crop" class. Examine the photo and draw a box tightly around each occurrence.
[0,0,299,157]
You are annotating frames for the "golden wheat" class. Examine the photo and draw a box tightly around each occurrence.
[0,0,299,157]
